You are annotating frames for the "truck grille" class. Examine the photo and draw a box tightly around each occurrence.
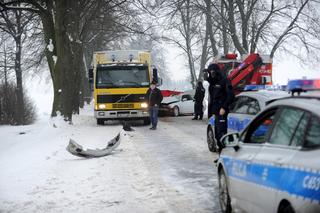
[112,103,134,108]
[97,94,146,103]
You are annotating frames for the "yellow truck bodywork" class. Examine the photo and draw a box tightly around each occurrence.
[91,50,153,124]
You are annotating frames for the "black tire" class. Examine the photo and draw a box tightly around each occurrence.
[207,126,218,152]
[173,106,179,117]
[97,118,104,125]
[143,117,151,125]
[219,169,232,213]
[278,201,295,213]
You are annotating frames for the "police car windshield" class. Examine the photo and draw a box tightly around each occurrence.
[96,65,150,88]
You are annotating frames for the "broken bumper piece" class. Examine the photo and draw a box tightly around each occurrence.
[66,133,120,158]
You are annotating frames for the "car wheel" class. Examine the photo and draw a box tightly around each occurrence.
[173,106,180,117]
[278,201,295,213]
[219,169,232,213]
[207,126,218,152]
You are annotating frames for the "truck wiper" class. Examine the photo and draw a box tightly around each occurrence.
[98,82,114,86]
[121,81,140,86]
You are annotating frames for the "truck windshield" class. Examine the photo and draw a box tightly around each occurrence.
[96,66,149,88]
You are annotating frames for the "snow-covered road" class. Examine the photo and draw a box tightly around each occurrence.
[129,116,220,212]
[0,108,220,213]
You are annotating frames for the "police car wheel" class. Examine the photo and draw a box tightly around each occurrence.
[219,169,232,213]
[173,106,179,117]
[207,127,218,152]
[278,201,295,213]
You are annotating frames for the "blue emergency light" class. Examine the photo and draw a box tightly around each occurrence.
[287,79,320,92]
[244,84,281,91]
[244,85,267,91]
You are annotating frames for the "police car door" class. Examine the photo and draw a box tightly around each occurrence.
[226,107,279,212]
[250,107,309,212]
[228,96,259,132]
[179,94,194,114]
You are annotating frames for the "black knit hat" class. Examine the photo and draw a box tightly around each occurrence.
[207,63,220,72]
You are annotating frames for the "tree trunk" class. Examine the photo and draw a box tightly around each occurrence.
[55,0,82,121]
[221,0,229,54]
[14,10,24,125]
[205,0,218,56]
[39,8,61,117]
[198,20,209,81]
[225,0,247,55]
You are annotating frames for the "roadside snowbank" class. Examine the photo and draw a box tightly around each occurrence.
[0,106,169,212]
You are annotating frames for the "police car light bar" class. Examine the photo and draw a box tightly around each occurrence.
[244,85,267,91]
[244,84,280,91]
[287,79,320,93]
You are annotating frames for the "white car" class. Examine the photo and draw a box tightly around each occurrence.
[216,79,320,213]
[160,92,206,117]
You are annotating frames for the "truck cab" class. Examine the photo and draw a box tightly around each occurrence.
[89,50,159,125]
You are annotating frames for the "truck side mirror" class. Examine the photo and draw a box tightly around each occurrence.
[88,68,93,83]
[153,68,158,83]
[157,77,162,87]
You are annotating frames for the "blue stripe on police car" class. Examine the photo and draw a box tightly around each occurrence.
[209,116,252,132]
[222,156,320,203]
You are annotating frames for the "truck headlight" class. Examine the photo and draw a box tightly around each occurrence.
[98,104,106,109]
[141,103,148,108]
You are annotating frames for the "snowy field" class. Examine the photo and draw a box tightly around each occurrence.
[0,105,220,213]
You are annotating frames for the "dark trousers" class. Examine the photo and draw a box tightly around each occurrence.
[149,106,159,128]
[214,113,228,149]
[194,102,203,119]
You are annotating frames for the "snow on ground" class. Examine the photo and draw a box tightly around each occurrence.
[0,105,219,213]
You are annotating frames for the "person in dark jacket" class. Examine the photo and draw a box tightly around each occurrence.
[146,80,163,130]
[204,63,234,150]
[192,81,205,120]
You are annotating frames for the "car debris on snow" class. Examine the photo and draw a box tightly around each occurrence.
[66,133,120,158]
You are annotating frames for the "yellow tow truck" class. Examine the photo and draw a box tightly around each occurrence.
[88,50,160,125]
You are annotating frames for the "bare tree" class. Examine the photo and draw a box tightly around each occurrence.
[1,0,149,122]
[0,4,36,124]
[159,0,206,88]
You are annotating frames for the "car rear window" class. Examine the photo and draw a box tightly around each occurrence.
[305,117,320,147]
[291,113,310,147]
[269,108,304,146]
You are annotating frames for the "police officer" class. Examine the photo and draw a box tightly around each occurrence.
[204,63,234,150]
[192,81,205,120]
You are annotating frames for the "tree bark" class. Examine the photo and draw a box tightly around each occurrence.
[224,0,247,54]
[13,10,24,125]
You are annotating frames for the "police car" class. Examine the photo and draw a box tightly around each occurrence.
[216,79,320,213]
[207,87,289,152]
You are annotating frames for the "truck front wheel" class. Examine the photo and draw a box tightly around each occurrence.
[143,117,151,125]
[97,118,105,125]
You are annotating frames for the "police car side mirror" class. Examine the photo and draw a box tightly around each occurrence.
[182,98,187,101]
[221,132,240,151]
